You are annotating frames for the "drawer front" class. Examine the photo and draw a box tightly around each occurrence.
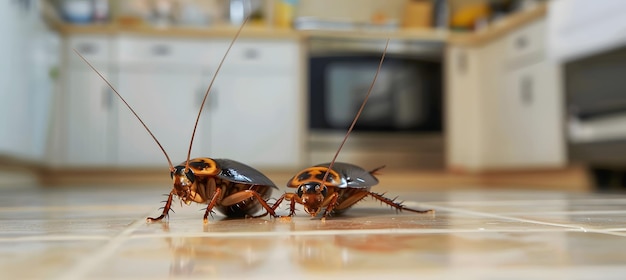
[505,19,546,65]
[116,37,214,67]
[68,36,111,65]
[212,40,299,70]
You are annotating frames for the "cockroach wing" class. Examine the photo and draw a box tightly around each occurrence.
[214,158,278,189]
[315,162,379,188]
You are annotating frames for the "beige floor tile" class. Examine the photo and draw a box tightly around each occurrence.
[0,240,107,279]
[2,186,626,279]
[83,231,626,279]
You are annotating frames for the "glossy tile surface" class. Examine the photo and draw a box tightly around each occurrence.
[1,186,626,279]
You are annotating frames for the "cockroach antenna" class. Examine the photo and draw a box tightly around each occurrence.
[77,16,281,223]
[274,38,431,219]
[73,49,176,172]
[320,38,390,185]
[185,17,250,172]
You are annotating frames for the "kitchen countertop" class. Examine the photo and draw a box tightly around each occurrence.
[1,184,625,279]
[46,3,546,45]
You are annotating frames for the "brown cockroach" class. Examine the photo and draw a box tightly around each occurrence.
[74,17,279,223]
[273,39,433,220]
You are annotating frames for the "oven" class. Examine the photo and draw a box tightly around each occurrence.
[549,0,626,189]
[306,36,445,170]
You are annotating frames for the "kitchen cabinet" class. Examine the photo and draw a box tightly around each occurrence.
[114,37,213,167]
[0,1,57,161]
[114,66,211,167]
[53,35,305,169]
[209,73,301,167]
[498,60,562,167]
[446,18,565,171]
[56,36,115,167]
[206,40,303,167]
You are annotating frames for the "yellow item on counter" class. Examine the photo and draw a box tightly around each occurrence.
[450,3,490,29]
[274,0,298,28]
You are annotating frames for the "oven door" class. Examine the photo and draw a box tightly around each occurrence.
[309,55,442,132]
[566,44,626,166]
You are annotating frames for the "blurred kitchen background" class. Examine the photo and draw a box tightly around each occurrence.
[1,0,626,192]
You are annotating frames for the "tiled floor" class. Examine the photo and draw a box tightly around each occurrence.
[1,185,626,279]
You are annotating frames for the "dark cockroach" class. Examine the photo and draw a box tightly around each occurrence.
[75,18,279,223]
[273,39,433,220]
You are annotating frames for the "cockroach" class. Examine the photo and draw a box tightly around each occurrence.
[74,17,279,223]
[273,39,433,220]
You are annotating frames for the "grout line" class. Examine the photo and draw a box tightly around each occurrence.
[0,235,110,242]
[418,203,597,231]
[600,231,626,237]
[497,210,626,216]
[421,198,626,206]
[419,203,626,237]
[55,217,148,280]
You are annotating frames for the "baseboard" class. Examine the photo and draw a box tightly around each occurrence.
[0,155,42,188]
[0,153,592,192]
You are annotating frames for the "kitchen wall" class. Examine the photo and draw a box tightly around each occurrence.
[296,0,407,23]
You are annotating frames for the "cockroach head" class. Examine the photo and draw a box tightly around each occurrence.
[171,166,195,203]
[296,182,328,217]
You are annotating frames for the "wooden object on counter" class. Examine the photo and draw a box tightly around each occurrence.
[402,0,433,28]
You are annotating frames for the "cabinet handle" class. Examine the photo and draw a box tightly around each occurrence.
[520,75,533,106]
[76,42,98,55]
[209,88,218,109]
[151,44,171,56]
[102,86,113,110]
[457,51,467,75]
[515,35,528,50]
[244,48,259,60]
[197,87,217,109]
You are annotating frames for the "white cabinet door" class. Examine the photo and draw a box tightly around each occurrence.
[498,61,564,167]
[59,37,304,168]
[63,37,114,166]
[64,66,116,165]
[208,72,302,167]
[0,1,54,160]
[446,17,564,171]
[115,66,211,167]
[445,46,484,170]
[0,1,27,157]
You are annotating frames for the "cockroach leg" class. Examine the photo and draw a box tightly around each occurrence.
[334,190,369,211]
[367,192,433,214]
[289,198,298,217]
[220,189,280,218]
[270,194,286,212]
[321,192,340,219]
[203,188,222,224]
[276,193,302,217]
[147,189,176,222]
